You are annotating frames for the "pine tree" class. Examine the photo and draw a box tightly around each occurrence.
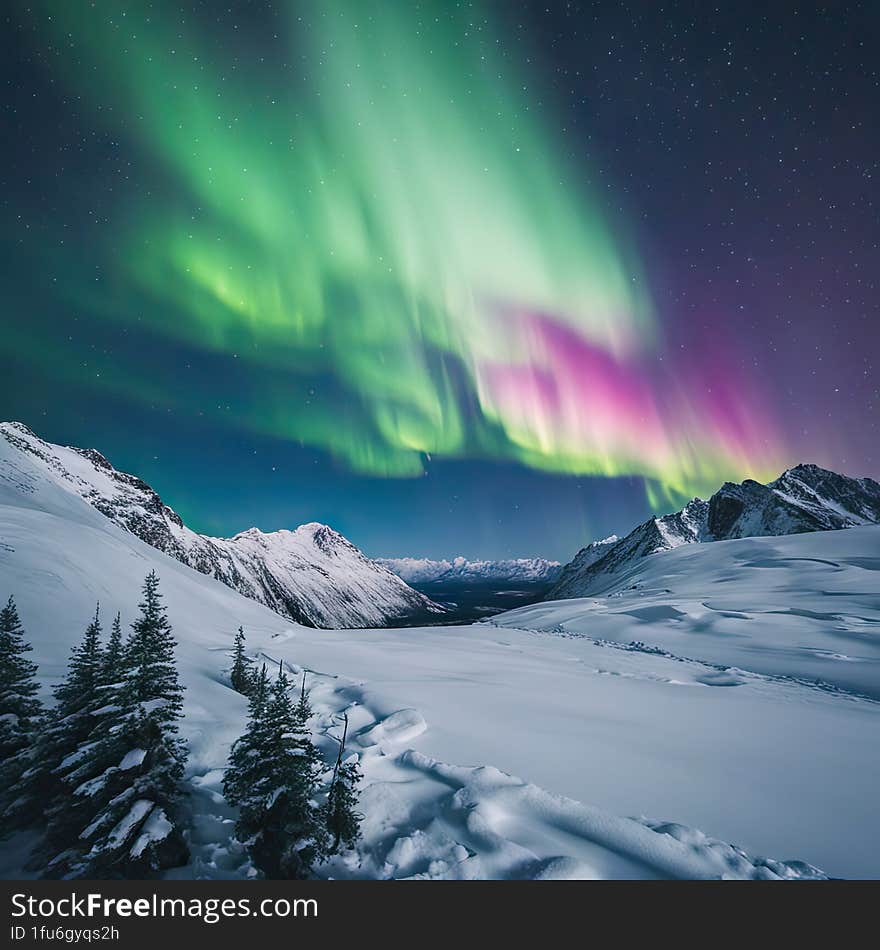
[248,663,270,715]
[124,572,184,727]
[43,573,189,878]
[223,663,324,878]
[294,672,311,725]
[0,596,42,761]
[3,605,104,831]
[323,712,363,854]
[100,612,125,690]
[222,665,271,815]
[53,605,104,714]
[0,597,44,834]
[230,626,251,695]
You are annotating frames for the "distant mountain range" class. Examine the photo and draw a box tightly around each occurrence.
[549,464,880,599]
[378,556,562,586]
[7,421,878,626]
[0,422,444,628]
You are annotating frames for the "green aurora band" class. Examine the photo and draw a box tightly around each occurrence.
[20,1,786,503]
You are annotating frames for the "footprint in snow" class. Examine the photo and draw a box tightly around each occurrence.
[357,708,427,749]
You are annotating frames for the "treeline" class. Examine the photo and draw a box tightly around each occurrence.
[0,575,361,879]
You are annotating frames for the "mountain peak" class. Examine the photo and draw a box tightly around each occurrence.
[296,520,339,539]
[784,462,832,476]
[2,421,39,438]
[549,463,880,600]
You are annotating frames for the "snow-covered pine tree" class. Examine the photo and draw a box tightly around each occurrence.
[0,597,44,833]
[230,626,251,695]
[223,663,324,878]
[124,572,185,726]
[3,605,105,831]
[323,712,363,854]
[222,664,272,817]
[53,604,104,714]
[0,596,42,762]
[43,572,189,878]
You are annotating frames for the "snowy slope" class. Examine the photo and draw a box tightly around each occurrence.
[496,525,880,698]
[0,422,442,628]
[1,450,878,877]
[550,465,880,599]
[378,556,562,585]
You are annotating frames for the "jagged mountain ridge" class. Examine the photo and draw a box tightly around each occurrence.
[549,464,880,599]
[0,422,444,628]
[377,556,562,585]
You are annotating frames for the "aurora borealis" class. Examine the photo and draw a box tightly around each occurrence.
[2,2,877,557]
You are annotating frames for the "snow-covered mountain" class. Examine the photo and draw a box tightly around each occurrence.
[541,535,618,595]
[550,464,880,599]
[709,464,880,537]
[0,422,443,628]
[377,556,562,586]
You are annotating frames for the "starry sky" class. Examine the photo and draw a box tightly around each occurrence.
[1,1,877,560]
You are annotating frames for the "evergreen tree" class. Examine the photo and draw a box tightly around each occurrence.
[100,612,125,689]
[323,713,363,854]
[53,605,104,713]
[230,626,251,695]
[3,606,104,831]
[124,572,184,726]
[0,596,42,761]
[294,673,311,724]
[223,666,271,816]
[223,663,324,878]
[42,573,189,878]
[248,663,270,713]
[0,597,44,834]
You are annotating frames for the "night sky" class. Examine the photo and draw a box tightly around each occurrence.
[1,1,877,560]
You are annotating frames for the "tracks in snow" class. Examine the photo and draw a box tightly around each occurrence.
[178,647,828,881]
[485,620,880,706]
